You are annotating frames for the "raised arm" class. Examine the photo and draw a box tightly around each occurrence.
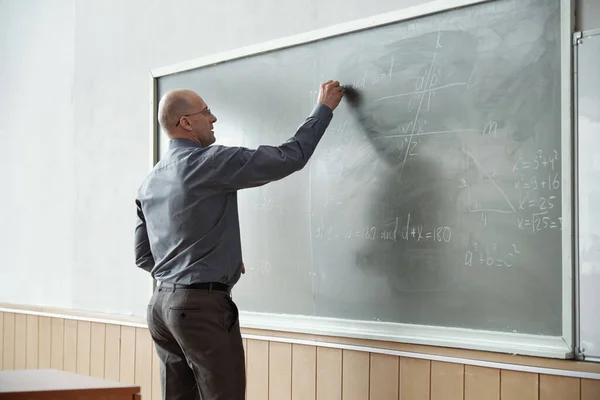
[206,80,344,190]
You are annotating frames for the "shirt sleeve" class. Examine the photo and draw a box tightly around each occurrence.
[205,103,334,190]
[134,199,155,273]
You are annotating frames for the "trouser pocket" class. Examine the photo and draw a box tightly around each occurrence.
[225,296,239,332]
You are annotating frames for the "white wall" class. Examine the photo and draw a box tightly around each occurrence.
[0,0,75,309]
[0,0,414,317]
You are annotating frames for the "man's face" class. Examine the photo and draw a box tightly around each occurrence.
[186,95,217,146]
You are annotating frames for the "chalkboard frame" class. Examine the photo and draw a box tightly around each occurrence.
[148,0,576,358]
[574,28,600,363]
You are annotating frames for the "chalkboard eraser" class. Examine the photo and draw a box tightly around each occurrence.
[342,85,361,107]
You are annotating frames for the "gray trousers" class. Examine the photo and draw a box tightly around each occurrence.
[147,285,246,400]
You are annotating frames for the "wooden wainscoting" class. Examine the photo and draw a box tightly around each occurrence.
[2,310,600,400]
[1,312,158,399]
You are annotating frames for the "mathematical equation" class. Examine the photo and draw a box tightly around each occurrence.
[513,149,562,232]
[517,212,562,232]
[464,242,521,268]
[457,146,562,233]
[315,214,452,243]
[513,149,560,172]
[514,150,561,219]
[515,174,561,192]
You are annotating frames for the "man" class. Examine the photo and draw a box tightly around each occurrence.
[134,80,344,399]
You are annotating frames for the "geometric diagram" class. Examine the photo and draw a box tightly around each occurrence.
[463,149,516,214]
[373,32,516,216]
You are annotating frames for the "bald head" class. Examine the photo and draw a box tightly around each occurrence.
[158,89,201,134]
[157,89,217,146]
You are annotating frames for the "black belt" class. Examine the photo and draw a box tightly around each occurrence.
[157,281,231,293]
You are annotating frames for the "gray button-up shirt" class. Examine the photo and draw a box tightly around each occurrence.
[134,104,333,287]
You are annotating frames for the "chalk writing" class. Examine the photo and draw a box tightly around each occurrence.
[507,147,563,232]
[401,213,452,242]
[351,57,395,90]
[464,242,521,268]
[398,49,441,180]
[482,120,498,136]
[518,195,557,211]
[401,119,427,134]
[512,149,560,172]
[248,260,272,274]
[314,214,452,243]
[467,65,477,89]
[461,150,516,214]
[375,82,466,103]
[517,212,562,232]
[515,173,560,191]
[253,197,279,212]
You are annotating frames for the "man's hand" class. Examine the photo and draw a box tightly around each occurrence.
[318,80,344,111]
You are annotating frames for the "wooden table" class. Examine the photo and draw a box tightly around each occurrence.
[0,369,141,399]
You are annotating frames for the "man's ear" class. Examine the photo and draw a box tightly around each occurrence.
[180,117,191,130]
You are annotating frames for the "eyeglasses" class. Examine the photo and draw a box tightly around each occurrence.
[175,107,212,127]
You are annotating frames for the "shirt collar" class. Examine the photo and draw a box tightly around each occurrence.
[169,138,205,149]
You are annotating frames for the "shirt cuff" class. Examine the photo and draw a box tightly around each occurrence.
[309,103,334,120]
